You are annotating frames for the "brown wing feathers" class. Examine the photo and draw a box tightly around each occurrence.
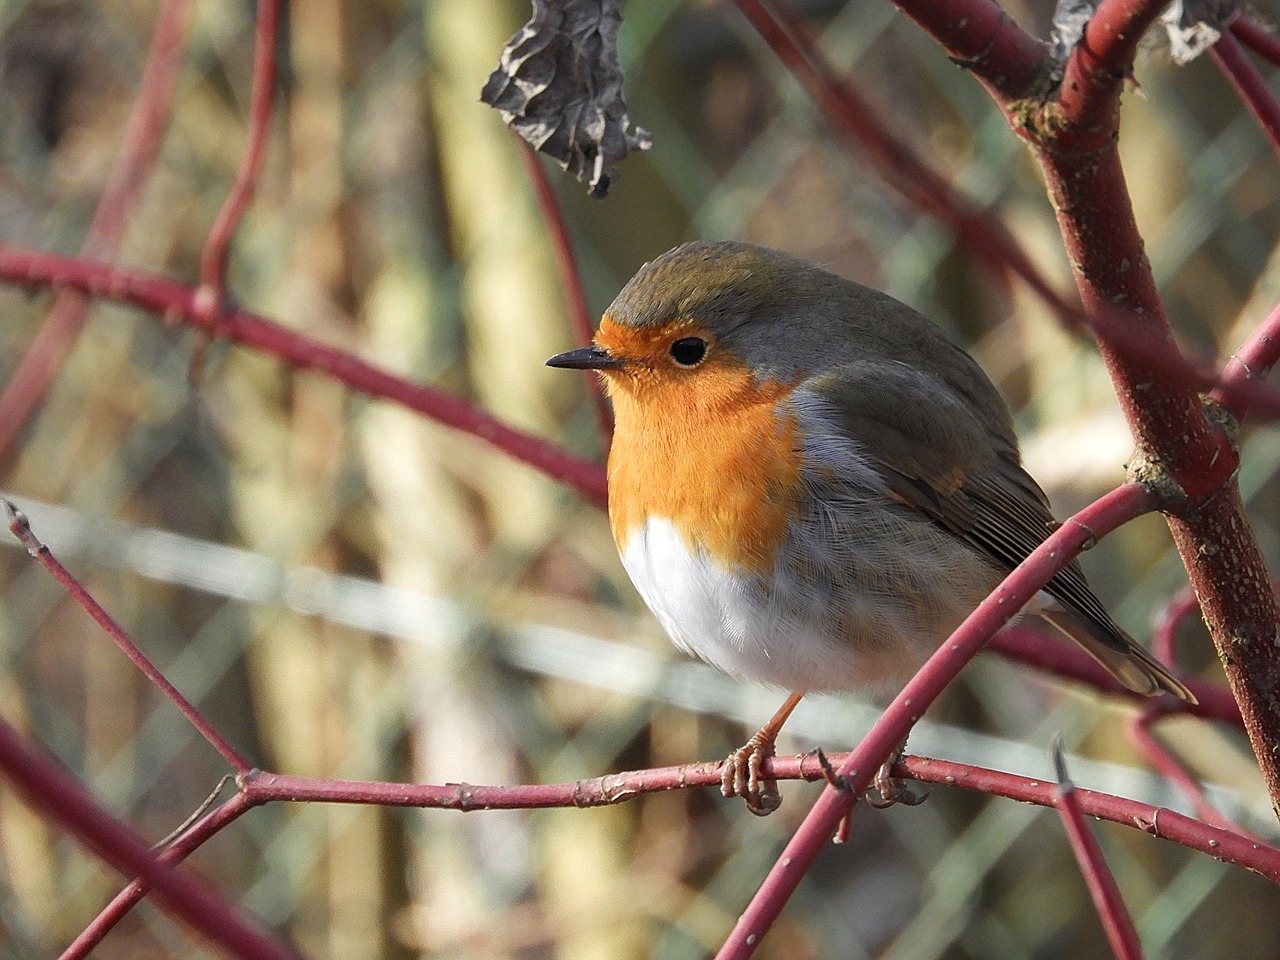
[809,366,1194,702]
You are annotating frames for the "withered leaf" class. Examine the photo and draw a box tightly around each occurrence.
[1050,0,1241,65]
[481,0,651,198]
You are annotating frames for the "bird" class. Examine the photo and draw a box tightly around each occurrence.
[547,240,1194,814]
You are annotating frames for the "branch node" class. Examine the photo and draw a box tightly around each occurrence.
[153,774,235,850]
[946,9,1007,70]
[3,498,44,558]
[1065,519,1099,551]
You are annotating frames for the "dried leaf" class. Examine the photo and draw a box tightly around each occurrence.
[1160,0,1241,65]
[1051,0,1240,64]
[1049,0,1097,63]
[481,0,651,198]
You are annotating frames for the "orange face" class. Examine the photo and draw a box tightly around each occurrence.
[594,316,805,574]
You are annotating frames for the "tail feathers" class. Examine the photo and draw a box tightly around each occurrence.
[1039,605,1197,704]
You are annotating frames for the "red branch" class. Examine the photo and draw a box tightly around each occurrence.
[733,0,1076,318]
[519,141,614,448]
[1211,31,1280,163]
[1055,0,1170,143]
[0,0,192,461]
[62,793,253,959]
[899,755,1280,882]
[198,0,279,304]
[889,0,1047,101]
[1128,709,1259,836]
[1150,585,1200,666]
[0,247,609,506]
[718,484,1155,958]
[239,757,1280,882]
[4,500,252,774]
[1215,299,1280,421]
[0,717,296,960]
[1052,742,1145,960]
[241,757,1280,881]
[73,751,1280,945]
[1232,18,1280,67]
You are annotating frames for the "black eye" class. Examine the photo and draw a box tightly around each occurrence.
[669,337,707,367]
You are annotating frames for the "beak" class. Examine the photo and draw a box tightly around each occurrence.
[545,344,623,370]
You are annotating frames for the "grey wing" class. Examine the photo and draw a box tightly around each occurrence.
[801,363,1193,700]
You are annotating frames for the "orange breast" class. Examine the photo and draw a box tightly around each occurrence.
[604,356,803,574]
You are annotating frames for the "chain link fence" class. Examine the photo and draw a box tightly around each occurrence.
[1,0,1278,956]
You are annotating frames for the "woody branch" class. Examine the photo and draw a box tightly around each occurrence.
[0,247,607,506]
[899,0,1280,820]
[0,0,192,462]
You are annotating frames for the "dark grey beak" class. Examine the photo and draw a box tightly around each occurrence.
[546,344,623,370]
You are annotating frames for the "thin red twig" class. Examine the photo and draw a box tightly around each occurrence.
[208,757,1280,879]
[718,483,1155,958]
[1128,709,1258,836]
[66,745,1280,949]
[1052,740,1146,960]
[61,793,253,960]
[4,500,252,774]
[898,755,1280,882]
[1078,300,1280,423]
[519,141,614,448]
[198,0,279,305]
[0,0,192,461]
[0,247,608,505]
[1214,299,1280,422]
[1150,585,1201,667]
[1232,18,1280,67]
[733,0,1078,319]
[0,717,296,960]
[1056,0,1171,141]
[889,0,1047,101]
[1210,31,1280,163]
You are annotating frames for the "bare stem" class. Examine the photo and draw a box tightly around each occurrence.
[60,794,253,960]
[1052,741,1146,960]
[0,0,192,461]
[0,716,294,960]
[198,0,280,302]
[1210,32,1280,163]
[1215,300,1280,422]
[3,500,252,774]
[519,140,614,448]
[0,247,608,505]
[1128,709,1260,836]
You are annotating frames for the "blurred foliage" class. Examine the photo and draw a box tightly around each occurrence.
[0,0,1278,957]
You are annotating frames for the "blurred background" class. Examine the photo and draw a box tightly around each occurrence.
[1,0,1279,957]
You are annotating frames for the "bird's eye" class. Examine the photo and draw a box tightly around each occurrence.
[669,337,707,367]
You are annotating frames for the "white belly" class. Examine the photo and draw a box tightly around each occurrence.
[618,517,920,693]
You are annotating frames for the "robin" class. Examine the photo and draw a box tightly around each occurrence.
[547,240,1194,814]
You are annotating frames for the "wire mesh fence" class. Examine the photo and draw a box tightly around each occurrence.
[1,0,1279,957]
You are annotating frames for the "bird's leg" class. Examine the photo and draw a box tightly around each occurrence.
[864,738,928,809]
[721,691,804,816]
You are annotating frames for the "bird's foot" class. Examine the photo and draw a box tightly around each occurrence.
[864,750,928,809]
[721,732,782,816]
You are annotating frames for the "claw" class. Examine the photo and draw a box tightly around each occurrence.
[720,691,804,816]
[865,751,928,809]
[721,736,782,816]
